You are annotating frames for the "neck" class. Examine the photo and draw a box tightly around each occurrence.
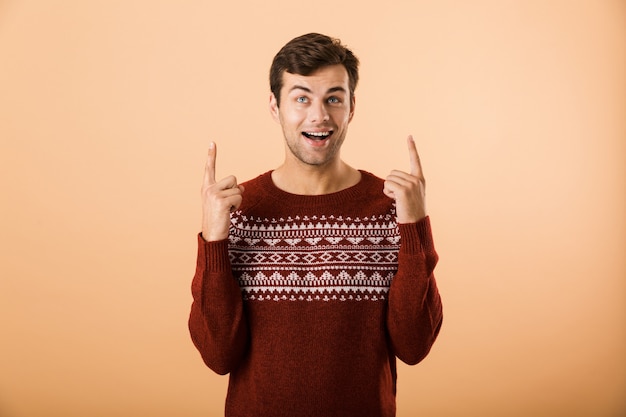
[271,158,361,195]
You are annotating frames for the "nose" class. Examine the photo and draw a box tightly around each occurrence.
[308,101,329,123]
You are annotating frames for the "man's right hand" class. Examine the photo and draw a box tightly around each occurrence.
[201,142,244,241]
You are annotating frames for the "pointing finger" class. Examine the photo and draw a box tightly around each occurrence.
[204,141,217,186]
[407,135,423,178]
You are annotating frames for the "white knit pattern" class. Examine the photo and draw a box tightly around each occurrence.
[228,213,400,302]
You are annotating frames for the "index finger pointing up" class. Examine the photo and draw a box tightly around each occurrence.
[204,141,217,186]
[407,135,423,178]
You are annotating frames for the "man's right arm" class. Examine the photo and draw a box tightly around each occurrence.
[188,142,248,374]
[188,235,248,375]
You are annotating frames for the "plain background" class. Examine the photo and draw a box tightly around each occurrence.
[1,1,624,416]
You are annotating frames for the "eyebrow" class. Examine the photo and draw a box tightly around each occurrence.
[289,85,347,94]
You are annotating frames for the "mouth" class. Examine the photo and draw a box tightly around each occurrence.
[302,130,333,142]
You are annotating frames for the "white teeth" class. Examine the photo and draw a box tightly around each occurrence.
[305,131,330,137]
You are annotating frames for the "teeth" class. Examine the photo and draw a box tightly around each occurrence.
[305,131,330,137]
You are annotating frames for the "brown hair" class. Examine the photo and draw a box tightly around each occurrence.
[269,33,360,107]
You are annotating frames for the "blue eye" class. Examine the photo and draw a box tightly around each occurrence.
[296,96,308,103]
[327,97,340,104]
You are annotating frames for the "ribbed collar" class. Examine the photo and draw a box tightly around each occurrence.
[254,170,378,208]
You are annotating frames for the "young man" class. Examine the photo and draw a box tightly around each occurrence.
[189,33,443,417]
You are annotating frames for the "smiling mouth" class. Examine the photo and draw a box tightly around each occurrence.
[302,131,333,140]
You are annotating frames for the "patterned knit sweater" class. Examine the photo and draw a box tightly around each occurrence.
[189,170,443,417]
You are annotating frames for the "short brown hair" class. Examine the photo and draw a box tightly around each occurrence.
[269,33,359,107]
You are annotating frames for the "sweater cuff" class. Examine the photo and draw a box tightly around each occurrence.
[196,233,231,273]
[398,216,434,255]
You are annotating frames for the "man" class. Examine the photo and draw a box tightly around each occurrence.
[189,33,443,417]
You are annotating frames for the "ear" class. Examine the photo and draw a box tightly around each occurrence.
[348,94,356,122]
[269,93,280,123]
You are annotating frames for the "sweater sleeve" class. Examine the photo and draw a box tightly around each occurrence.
[386,216,443,365]
[188,234,248,375]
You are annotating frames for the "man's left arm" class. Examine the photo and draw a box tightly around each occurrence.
[388,219,443,365]
[384,136,443,365]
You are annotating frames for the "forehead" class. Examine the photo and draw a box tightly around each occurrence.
[282,64,349,94]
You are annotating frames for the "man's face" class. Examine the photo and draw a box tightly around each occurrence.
[269,64,355,168]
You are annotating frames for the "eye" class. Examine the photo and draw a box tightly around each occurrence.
[327,96,341,104]
[296,96,308,103]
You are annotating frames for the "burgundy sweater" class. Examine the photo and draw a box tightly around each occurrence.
[189,170,443,417]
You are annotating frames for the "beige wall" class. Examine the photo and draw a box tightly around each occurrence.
[1,1,624,416]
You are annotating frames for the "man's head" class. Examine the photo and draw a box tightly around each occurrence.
[269,33,359,108]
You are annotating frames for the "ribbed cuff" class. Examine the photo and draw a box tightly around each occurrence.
[398,216,433,255]
[197,233,231,273]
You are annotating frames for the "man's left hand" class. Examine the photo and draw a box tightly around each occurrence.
[383,135,427,223]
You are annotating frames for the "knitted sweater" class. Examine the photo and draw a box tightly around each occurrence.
[189,170,443,417]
